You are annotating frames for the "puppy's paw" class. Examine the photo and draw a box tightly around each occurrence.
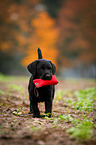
[28,111,33,114]
[32,114,41,118]
[45,113,51,118]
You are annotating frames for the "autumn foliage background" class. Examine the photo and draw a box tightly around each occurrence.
[0,0,96,77]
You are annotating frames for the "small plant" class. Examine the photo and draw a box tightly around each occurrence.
[66,98,74,105]
[12,111,22,116]
[59,114,69,122]
[0,102,8,107]
[67,120,93,141]
[12,107,23,116]
[53,118,60,123]
[30,126,41,132]
[17,106,23,112]
[0,113,4,115]
[73,98,93,112]
[53,114,78,124]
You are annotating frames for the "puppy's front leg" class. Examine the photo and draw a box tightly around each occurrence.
[45,100,52,118]
[31,101,40,118]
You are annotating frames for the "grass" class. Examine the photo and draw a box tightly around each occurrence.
[67,120,93,141]
[0,73,28,82]
[53,113,95,141]
[7,84,24,92]
[53,87,96,141]
[73,87,96,112]
[63,87,96,112]
[74,87,96,100]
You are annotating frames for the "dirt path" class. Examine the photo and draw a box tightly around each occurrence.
[0,77,96,145]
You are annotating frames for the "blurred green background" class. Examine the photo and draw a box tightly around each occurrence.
[0,0,96,78]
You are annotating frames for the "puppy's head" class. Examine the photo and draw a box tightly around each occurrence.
[27,59,56,80]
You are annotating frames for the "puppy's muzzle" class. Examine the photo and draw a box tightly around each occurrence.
[42,74,52,80]
[46,74,52,80]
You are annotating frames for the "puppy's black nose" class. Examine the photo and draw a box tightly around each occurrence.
[45,74,52,80]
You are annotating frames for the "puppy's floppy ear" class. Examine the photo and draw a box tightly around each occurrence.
[27,60,38,77]
[49,61,56,75]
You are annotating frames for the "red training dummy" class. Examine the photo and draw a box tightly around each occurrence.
[33,75,58,88]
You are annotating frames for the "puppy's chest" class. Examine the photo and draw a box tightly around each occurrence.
[34,86,52,101]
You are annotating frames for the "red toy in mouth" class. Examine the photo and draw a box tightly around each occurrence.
[33,75,58,88]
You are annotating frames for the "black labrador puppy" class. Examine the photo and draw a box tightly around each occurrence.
[27,48,56,118]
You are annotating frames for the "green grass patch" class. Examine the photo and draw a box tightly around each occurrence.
[54,87,96,141]
[0,73,28,82]
[73,98,93,111]
[8,84,24,92]
[53,114,80,125]
[53,114,94,141]
[74,87,96,100]
[67,120,93,141]
[64,87,96,112]
[73,87,96,112]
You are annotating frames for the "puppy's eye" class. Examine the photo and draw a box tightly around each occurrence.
[47,66,52,70]
[41,66,45,70]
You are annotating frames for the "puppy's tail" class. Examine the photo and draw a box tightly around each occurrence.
[38,47,43,59]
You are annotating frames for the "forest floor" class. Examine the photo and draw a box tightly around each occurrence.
[0,75,96,145]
